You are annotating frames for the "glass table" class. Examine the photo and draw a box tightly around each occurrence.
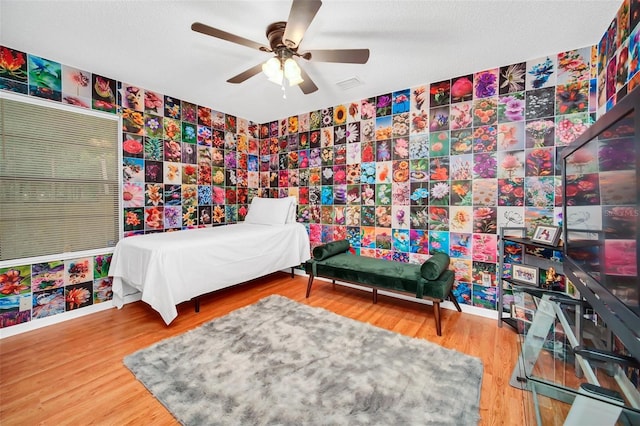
[509,287,640,425]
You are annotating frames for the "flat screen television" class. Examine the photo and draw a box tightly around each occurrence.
[562,87,640,361]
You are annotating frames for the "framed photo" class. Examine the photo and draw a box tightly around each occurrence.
[510,303,534,323]
[531,225,561,246]
[511,264,539,286]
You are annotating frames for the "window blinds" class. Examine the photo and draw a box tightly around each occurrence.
[0,94,120,261]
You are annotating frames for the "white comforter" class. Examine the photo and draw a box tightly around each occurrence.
[109,223,310,324]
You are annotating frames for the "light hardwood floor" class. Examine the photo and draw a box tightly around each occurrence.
[0,273,527,425]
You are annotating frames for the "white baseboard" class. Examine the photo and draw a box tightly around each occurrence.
[301,271,499,320]
[0,292,142,340]
[1,270,496,339]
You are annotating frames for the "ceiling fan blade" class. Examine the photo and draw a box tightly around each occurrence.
[282,0,322,49]
[298,67,318,94]
[305,49,370,64]
[227,63,264,84]
[192,22,270,52]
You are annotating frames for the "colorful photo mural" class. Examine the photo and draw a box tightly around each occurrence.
[0,0,638,330]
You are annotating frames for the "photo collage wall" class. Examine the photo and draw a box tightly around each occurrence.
[0,0,638,329]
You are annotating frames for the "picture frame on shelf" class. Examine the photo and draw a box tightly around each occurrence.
[511,264,539,286]
[510,303,534,323]
[531,224,561,246]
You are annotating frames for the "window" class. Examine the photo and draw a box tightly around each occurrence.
[0,93,120,261]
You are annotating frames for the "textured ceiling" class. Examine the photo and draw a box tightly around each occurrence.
[0,0,622,123]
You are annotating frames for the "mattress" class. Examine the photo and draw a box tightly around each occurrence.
[109,222,310,324]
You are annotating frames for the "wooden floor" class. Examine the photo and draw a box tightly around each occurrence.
[0,273,527,425]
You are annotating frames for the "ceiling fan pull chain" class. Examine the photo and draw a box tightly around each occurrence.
[282,74,287,99]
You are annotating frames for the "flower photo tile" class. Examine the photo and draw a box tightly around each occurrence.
[472,178,497,206]
[62,65,91,108]
[498,178,525,207]
[164,117,181,141]
[28,54,62,101]
[430,80,450,107]
[525,87,556,120]
[430,132,449,157]
[556,81,590,115]
[143,90,163,116]
[449,232,472,259]
[32,288,64,319]
[557,47,591,85]
[498,92,525,123]
[123,134,144,158]
[31,261,64,292]
[497,151,525,179]
[93,277,113,303]
[92,74,116,109]
[0,77,28,94]
[525,176,555,207]
[118,82,143,111]
[142,136,162,161]
[451,74,473,103]
[0,46,28,83]
[473,152,497,179]
[472,233,498,263]
[472,125,497,152]
[65,282,93,311]
[410,85,427,112]
[429,106,450,132]
[451,180,472,206]
[472,283,497,310]
[453,281,472,306]
[554,113,591,146]
[65,258,93,286]
[525,147,554,176]
[499,62,526,95]
[474,69,499,99]
[450,102,473,130]
[473,97,498,127]
[450,129,473,155]
[164,96,181,119]
[123,182,144,208]
[124,208,144,231]
[497,122,525,151]
[526,56,557,90]
[429,230,449,255]
[473,207,497,234]
[375,94,392,117]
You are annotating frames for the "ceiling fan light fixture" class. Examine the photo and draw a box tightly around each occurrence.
[262,57,282,81]
[262,56,304,87]
[283,58,304,86]
[267,70,284,85]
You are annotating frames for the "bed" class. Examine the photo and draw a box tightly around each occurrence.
[109,197,310,324]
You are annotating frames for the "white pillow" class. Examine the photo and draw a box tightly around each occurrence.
[244,197,293,225]
[285,196,297,223]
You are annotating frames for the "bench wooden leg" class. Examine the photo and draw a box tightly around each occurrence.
[433,301,441,336]
[306,274,315,298]
[372,288,378,304]
[194,297,200,313]
[449,290,462,312]
[290,267,294,278]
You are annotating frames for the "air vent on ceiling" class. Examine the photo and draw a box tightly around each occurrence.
[335,76,364,91]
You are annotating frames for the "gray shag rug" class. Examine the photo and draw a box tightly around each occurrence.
[124,295,483,425]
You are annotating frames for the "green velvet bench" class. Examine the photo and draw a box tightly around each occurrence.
[304,240,462,336]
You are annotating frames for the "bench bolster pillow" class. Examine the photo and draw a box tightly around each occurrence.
[312,239,351,260]
[420,252,450,281]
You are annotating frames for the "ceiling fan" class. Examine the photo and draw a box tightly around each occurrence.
[191,0,370,94]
